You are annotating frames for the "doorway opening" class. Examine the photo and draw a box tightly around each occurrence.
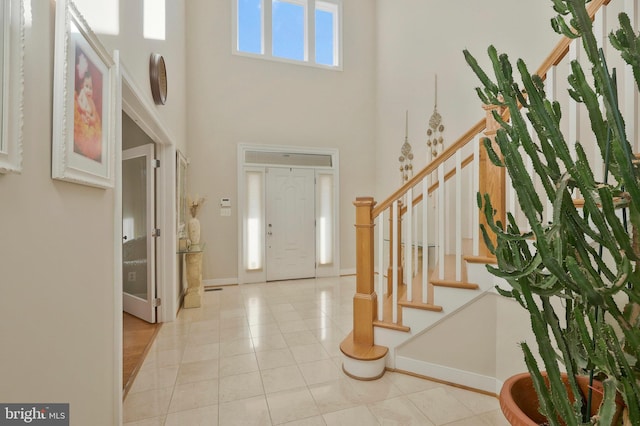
[238,144,339,284]
[122,111,158,323]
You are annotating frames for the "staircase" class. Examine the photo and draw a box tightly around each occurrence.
[341,0,636,393]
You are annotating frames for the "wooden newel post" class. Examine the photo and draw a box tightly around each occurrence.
[353,196,377,345]
[479,103,506,257]
[340,196,389,380]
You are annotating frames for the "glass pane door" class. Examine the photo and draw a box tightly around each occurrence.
[122,144,156,323]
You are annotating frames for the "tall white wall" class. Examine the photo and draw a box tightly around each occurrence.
[375,0,560,199]
[74,0,187,152]
[185,0,377,280]
[0,2,118,424]
[0,1,186,424]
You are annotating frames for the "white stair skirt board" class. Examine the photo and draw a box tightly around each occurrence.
[374,327,412,369]
[341,352,387,380]
[395,356,502,395]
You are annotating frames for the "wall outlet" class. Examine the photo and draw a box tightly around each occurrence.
[127,271,136,282]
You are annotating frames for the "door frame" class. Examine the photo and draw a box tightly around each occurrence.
[122,144,157,323]
[237,144,340,284]
[119,64,177,323]
[114,61,178,419]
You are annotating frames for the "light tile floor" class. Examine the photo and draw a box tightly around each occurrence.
[124,276,510,426]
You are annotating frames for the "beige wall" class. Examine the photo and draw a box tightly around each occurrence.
[398,294,498,377]
[0,1,118,424]
[374,0,560,199]
[0,1,186,424]
[495,296,536,381]
[185,0,377,280]
[75,0,188,152]
[397,293,535,386]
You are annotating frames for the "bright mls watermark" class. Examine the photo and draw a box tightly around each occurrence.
[0,404,68,425]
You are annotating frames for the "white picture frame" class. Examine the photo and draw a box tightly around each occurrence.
[52,0,116,188]
[0,0,25,174]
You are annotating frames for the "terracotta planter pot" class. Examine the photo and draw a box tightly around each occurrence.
[499,372,624,426]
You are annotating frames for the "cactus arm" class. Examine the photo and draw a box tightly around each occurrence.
[606,327,640,423]
[463,48,500,101]
[567,60,610,166]
[610,13,640,94]
[523,284,579,425]
[541,296,584,414]
[522,343,562,425]
[598,377,620,426]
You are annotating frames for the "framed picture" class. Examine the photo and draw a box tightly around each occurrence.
[52,0,117,188]
[0,0,25,173]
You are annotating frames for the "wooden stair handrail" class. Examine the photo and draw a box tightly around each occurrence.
[400,153,474,216]
[372,0,611,221]
[373,118,485,218]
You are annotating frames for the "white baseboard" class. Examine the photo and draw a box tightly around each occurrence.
[395,356,502,395]
[203,278,238,287]
[340,268,356,276]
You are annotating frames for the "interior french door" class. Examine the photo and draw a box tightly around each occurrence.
[122,144,156,323]
[265,167,316,281]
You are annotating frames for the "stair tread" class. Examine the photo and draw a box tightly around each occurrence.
[429,279,479,290]
[398,300,443,312]
[373,320,411,332]
[464,255,497,264]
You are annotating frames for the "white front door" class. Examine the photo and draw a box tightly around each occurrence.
[266,167,316,281]
[122,144,156,323]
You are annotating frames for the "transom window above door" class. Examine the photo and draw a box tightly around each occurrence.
[233,0,342,69]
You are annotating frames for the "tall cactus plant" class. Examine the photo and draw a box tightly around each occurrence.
[464,0,640,424]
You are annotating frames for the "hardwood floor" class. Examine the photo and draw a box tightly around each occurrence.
[123,312,161,399]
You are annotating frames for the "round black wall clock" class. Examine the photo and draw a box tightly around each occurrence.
[149,53,168,105]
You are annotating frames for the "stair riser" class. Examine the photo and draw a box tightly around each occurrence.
[432,286,479,313]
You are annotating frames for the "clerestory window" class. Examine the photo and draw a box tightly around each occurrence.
[234,0,342,69]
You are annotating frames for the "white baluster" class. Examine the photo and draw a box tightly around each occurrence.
[423,178,429,303]
[523,121,535,233]
[472,137,480,256]
[593,4,606,183]
[406,187,413,301]
[438,164,445,280]
[377,212,384,321]
[455,150,462,281]
[545,66,557,222]
[413,202,418,278]
[392,201,398,324]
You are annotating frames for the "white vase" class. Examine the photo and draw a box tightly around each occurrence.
[188,217,201,247]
